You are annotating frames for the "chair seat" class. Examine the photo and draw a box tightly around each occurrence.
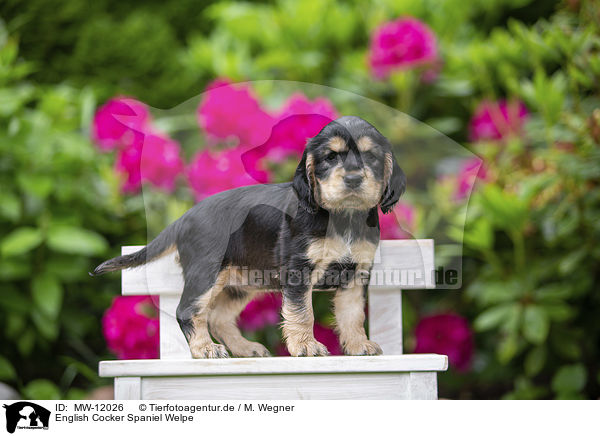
[99,354,447,377]
[99,354,447,400]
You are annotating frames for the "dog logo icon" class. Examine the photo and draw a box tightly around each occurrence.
[3,402,50,433]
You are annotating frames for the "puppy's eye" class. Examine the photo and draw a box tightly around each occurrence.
[365,149,381,160]
[325,152,338,161]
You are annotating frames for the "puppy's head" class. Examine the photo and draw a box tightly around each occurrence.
[293,116,406,214]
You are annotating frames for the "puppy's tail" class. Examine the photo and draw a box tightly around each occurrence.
[89,222,179,276]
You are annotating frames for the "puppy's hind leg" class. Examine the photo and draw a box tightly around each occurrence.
[208,288,272,357]
[177,269,230,359]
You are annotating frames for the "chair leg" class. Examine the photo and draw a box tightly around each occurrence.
[114,377,141,400]
[368,288,403,355]
[408,372,438,400]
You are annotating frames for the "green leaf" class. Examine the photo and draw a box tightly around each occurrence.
[17,173,54,199]
[466,279,523,306]
[551,330,582,360]
[1,227,43,257]
[0,285,30,313]
[502,304,523,334]
[435,78,474,97]
[0,191,21,222]
[5,313,26,340]
[0,355,17,381]
[523,306,549,344]
[47,225,108,256]
[66,388,87,400]
[426,117,462,135]
[32,273,63,319]
[60,357,99,382]
[17,328,36,356]
[534,283,573,301]
[0,84,35,116]
[497,334,519,363]
[504,375,548,400]
[0,258,31,280]
[558,248,587,276]
[463,218,494,251]
[542,303,574,321]
[478,185,528,232]
[31,309,60,340]
[474,304,516,331]
[552,364,587,393]
[555,391,585,400]
[46,256,91,282]
[524,346,546,377]
[22,379,61,400]
[518,173,555,203]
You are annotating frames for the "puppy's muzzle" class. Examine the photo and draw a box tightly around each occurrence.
[343,173,363,189]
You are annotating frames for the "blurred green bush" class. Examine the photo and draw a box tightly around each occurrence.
[1,0,599,399]
[0,25,149,399]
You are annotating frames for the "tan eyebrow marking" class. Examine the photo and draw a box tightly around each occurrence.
[328,136,347,152]
[357,136,374,152]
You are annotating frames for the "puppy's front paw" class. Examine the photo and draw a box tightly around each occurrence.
[343,340,383,356]
[287,338,330,357]
[190,343,230,359]
[230,341,271,358]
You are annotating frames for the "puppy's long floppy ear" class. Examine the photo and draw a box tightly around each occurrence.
[380,151,407,214]
[293,150,319,214]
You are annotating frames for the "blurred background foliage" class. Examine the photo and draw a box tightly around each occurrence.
[1,0,599,399]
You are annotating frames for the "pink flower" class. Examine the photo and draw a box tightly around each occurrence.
[186,148,270,200]
[277,93,338,123]
[115,133,184,193]
[102,296,159,359]
[196,83,339,180]
[115,139,143,193]
[369,17,438,79]
[414,313,473,371]
[469,99,529,142]
[241,113,335,176]
[197,79,275,148]
[93,96,185,193]
[92,97,151,151]
[266,94,338,162]
[455,157,487,200]
[240,94,338,176]
[238,293,282,331]
[140,134,185,192]
[378,202,415,239]
[276,323,343,356]
[314,323,343,355]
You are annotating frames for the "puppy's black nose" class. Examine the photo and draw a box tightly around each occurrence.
[344,174,363,189]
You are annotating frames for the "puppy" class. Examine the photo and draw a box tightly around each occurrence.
[92,116,406,358]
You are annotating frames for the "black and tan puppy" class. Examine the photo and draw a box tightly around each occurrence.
[92,116,406,358]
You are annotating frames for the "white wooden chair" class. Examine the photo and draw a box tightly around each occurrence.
[99,239,447,399]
